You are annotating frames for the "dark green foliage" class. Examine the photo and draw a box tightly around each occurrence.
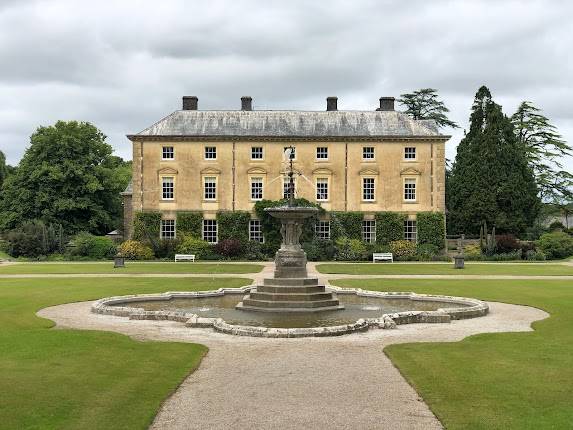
[68,232,116,259]
[132,211,161,241]
[536,232,573,259]
[153,238,181,259]
[303,240,336,261]
[0,121,131,234]
[549,221,565,231]
[176,237,215,259]
[398,88,459,129]
[6,220,65,258]
[375,212,406,244]
[334,238,367,261]
[214,239,243,258]
[0,150,8,188]
[176,212,202,238]
[448,86,540,235]
[416,244,440,261]
[243,241,266,260]
[217,211,251,244]
[331,212,363,240]
[417,212,445,249]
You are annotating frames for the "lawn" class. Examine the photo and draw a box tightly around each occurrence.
[0,277,250,430]
[0,261,264,275]
[317,262,573,276]
[332,278,573,429]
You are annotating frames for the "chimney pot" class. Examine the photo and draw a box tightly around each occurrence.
[182,96,198,110]
[326,96,338,111]
[241,96,253,111]
[378,97,395,111]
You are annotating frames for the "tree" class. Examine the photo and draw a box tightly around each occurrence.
[448,86,540,235]
[511,101,573,202]
[398,88,459,129]
[0,150,8,188]
[0,121,131,235]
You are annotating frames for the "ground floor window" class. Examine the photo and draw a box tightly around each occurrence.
[404,220,417,242]
[315,221,330,240]
[203,219,218,243]
[161,219,176,238]
[362,220,376,243]
[249,219,263,242]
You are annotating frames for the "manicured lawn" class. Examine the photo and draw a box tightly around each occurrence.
[332,278,573,429]
[0,277,250,429]
[317,262,573,276]
[0,262,264,275]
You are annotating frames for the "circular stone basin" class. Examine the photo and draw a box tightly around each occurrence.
[92,287,489,338]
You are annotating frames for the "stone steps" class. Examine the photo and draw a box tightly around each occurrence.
[256,285,326,294]
[263,278,319,286]
[249,291,334,302]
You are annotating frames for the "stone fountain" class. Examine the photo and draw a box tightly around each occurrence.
[236,147,343,313]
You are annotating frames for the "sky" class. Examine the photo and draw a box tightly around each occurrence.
[0,0,572,171]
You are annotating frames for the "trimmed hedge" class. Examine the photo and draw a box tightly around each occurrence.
[417,211,446,249]
[375,212,406,244]
[217,211,251,244]
[331,212,363,240]
[176,212,202,238]
[132,211,161,241]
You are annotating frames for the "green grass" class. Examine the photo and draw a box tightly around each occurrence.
[0,262,264,275]
[317,262,573,276]
[332,278,573,429]
[0,277,250,429]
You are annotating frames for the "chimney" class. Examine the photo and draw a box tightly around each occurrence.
[378,97,395,111]
[241,96,252,111]
[326,96,338,111]
[182,96,198,110]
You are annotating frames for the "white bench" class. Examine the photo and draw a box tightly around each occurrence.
[175,254,195,262]
[373,252,393,263]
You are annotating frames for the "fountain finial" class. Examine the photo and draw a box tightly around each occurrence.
[284,146,295,207]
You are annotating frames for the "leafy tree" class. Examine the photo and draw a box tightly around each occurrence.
[448,86,540,235]
[0,121,131,235]
[511,101,573,201]
[398,88,459,129]
[0,150,8,188]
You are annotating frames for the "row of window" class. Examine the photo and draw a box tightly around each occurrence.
[161,145,418,161]
[162,176,417,202]
[160,219,417,244]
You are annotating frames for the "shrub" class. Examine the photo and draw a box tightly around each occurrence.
[536,232,573,259]
[525,249,546,261]
[390,240,417,259]
[217,211,251,244]
[331,212,364,240]
[117,240,154,260]
[548,221,565,231]
[335,238,367,261]
[132,211,161,241]
[69,232,116,259]
[464,244,482,259]
[6,220,65,258]
[416,243,440,261]
[243,241,266,261]
[152,238,181,259]
[486,250,523,261]
[176,212,202,238]
[495,234,520,253]
[214,239,243,258]
[176,237,215,259]
[303,240,336,261]
[375,212,406,244]
[417,212,445,249]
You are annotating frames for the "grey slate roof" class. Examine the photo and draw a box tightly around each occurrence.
[131,110,446,139]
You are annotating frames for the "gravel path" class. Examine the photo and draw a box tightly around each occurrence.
[39,300,547,430]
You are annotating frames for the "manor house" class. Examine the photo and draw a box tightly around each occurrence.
[123,96,448,244]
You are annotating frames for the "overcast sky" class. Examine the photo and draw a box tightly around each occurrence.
[1,0,572,171]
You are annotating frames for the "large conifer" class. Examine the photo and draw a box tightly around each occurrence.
[448,86,540,235]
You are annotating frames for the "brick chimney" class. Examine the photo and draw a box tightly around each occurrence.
[377,97,395,111]
[182,96,198,110]
[241,96,253,111]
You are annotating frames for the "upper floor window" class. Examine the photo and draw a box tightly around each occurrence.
[315,221,331,240]
[162,177,174,200]
[284,146,296,160]
[283,176,296,199]
[205,146,217,159]
[202,219,218,244]
[204,177,217,200]
[161,219,175,238]
[404,220,417,242]
[316,178,329,201]
[404,147,416,160]
[404,178,416,201]
[362,220,376,243]
[249,220,264,243]
[162,146,174,160]
[363,147,375,160]
[316,147,328,160]
[251,146,263,160]
[251,177,263,200]
[362,177,375,201]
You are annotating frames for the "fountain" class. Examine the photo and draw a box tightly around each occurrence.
[236,147,342,312]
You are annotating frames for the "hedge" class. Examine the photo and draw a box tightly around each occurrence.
[176,211,202,238]
[217,211,251,244]
[132,211,161,241]
[375,212,406,244]
[330,212,363,240]
[417,211,446,249]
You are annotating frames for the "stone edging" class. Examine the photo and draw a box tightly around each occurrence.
[91,287,489,338]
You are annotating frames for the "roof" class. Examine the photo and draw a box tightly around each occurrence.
[128,110,448,140]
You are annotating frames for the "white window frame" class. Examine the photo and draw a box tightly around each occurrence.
[316,146,328,160]
[362,177,375,201]
[404,147,416,160]
[362,220,376,243]
[202,219,218,244]
[161,176,174,200]
[250,177,263,201]
[316,177,329,201]
[315,221,331,240]
[160,219,176,239]
[249,219,264,243]
[251,146,263,160]
[162,146,174,160]
[404,178,417,202]
[404,220,417,242]
[203,176,217,201]
[283,176,297,199]
[362,146,375,160]
[204,146,217,160]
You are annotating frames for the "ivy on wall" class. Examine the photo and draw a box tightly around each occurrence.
[216,211,251,244]
[132,211,161,241]
[417,211,446,249]
[330,212,363,240]
[176,211,203,238]
[375,212,407,244]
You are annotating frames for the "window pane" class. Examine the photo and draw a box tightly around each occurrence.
[404,147,416,159]
[249,220,264,243]
[251,177,263,200]
[404,178,416,201]
[316,147,328,159]
[161,219,176,238]
[315,221,330,240]
[404,220,417,242]
[316,178,328,200]
[363,147,375,159]
[162,146,174,159]
[204,177,216,199]
[202,219,218,243]
[283,176,296,199]
[162,177,174,200]
[205,146,217,159]
[363,177,375,200]
[251,146,263,159]
[362,220,376,243]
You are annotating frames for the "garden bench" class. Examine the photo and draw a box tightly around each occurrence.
[372,252,393,263]
[175,254,196,262]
